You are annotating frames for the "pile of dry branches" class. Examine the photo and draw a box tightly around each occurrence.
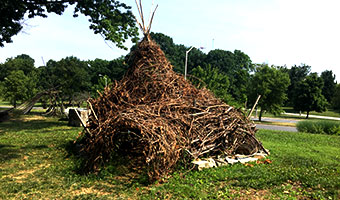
[79,35,267,181]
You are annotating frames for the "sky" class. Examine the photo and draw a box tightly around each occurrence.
[1,0,340,81]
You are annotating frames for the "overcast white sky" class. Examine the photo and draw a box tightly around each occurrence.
[1,0,339,81]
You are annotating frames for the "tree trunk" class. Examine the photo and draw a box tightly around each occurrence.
[13,99,17,108]
[259,109,263,122]
[306,111,309,119]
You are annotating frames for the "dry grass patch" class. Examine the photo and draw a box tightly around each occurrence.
[2,163,51,183]
[229,188,274,200]
[70,186,111,197]
[20,115,47,122]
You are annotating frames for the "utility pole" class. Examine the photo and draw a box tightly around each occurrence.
[184,46,194,80]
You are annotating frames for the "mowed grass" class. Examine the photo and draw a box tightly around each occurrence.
[0,114,340,199]
[283,107,340,118]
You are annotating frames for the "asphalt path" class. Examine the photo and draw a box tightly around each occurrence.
[255,124,298,132]
[252,113,340,132]
[250,117,298,132]
[284,112,340,121]
[251,117,299,124]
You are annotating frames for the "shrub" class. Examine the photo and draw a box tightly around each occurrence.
[297,120,340,135]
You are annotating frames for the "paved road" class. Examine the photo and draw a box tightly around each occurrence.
[255,124,298,132]
[251,117,299,124]
[251,117,299,132]
[284,112,340,121]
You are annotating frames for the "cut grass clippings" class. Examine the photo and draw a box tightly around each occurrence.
[0,114,340,199]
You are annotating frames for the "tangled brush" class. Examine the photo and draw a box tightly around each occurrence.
[79,34,267,181]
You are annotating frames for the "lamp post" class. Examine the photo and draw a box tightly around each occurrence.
[184,46,194,80]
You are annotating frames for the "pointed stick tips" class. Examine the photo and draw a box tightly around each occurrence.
[134,0,158,37]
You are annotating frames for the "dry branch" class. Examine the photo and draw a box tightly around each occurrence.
[79,36,267,181]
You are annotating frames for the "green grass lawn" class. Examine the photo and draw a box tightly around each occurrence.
[249,108,340,121]
[283,107,340,118]
[1,114,340,199]
[0,100,13,107]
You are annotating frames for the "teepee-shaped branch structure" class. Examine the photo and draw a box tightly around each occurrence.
[80,1,267,181]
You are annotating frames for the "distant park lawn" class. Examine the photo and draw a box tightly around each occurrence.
[283,107,340,118]
[0,100,12,107]
[0,113,339,199]
[250,107,340,120]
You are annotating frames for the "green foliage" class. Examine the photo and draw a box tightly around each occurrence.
[0,0,138,49]
[87,57,127,85]
[149,32,206,74]
[287,64,311,106]
[1,70,35,107]
[91,75,112,98]
[321,70,337,103]
[292,73,328,118]
[38,56,91,101]
[150,32,252,105]
[74,0,139,50]
[332,84,340,110]
[0,54,38,107]
[149,32,184,73]
[206,49,253,103]
[1,117,340,199]
[0,54,36,81]
[191,65,233,104]
[297,120,340,135]
[249,64,290,121]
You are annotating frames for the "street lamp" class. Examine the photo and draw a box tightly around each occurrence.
[98,74,107,88]
[184,46,194,80]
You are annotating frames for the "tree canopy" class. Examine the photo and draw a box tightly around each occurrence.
[0,54,35,81]
[287,64,311,105]
[292,73,328,118]
[0,0,138,49]
[149,32,252,106]
[332,84,340,110]
[320,70,337,103]
[1,70,35,107]
[249,64,290,121]
[36,56,91,106]
[191,64,232,103]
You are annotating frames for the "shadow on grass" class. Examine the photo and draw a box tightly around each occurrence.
[0,120,67,132]
[63,140,151,186]
[0,144,20,162]
[0,144,48,162]
[21,144,48,150]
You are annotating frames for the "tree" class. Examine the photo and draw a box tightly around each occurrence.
[0,54,36,81]
[287,64,311,105]
[205,49,235,73]
[205,49,253,104]
[249,64,290,121]
[38,56,91,104]
[87,57,127,86]
[148,32,206,74]
[191,65,232,103]
[149,32,253,105]
[1,70,32,107]
[91,75,112,98]
[0,0,138,49]
[320,70,337,103]
[332,84,340,110]
[292,73,328,118]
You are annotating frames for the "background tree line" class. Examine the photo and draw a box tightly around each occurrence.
[0,32,338,120]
